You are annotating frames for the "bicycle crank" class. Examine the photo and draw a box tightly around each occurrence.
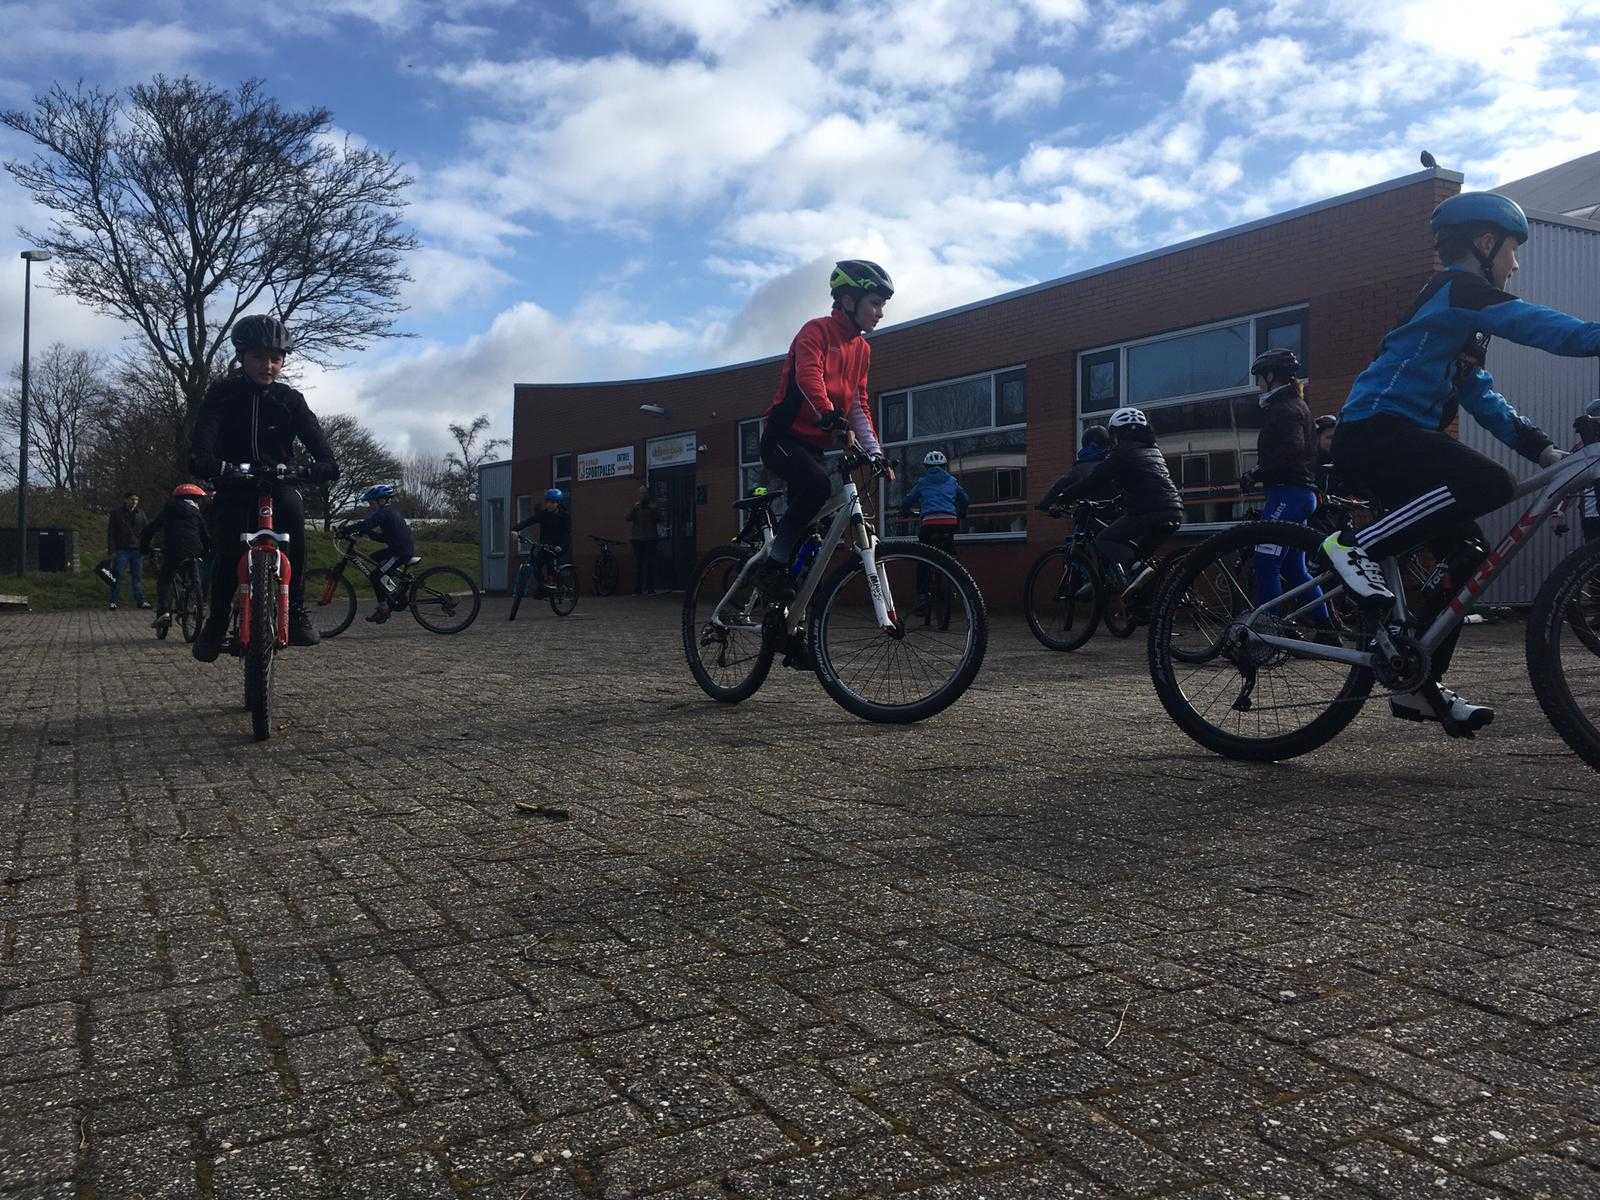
[1370,626,1430,693]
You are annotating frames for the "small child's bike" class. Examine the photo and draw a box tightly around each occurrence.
[305,532,480,638]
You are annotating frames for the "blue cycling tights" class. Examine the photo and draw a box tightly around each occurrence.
[1254,485,1328,621]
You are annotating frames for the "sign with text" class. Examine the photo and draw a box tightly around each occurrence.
[647,431,698,470]
[576,445,635,482]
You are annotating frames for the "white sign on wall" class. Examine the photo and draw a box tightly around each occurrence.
[647,431,698,470]
[575,445,635,482]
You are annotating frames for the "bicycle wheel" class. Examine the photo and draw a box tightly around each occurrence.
[155,612,171,639]
[411,566,481,633]
[246,554,277,742]
[303,568,357,639]
[593,553,619,597]
[1528,539,1600,770]
[682,544,776,703]
[179,567,203,643]
[1103,586,1138,638]
[1148,522,1374,761]
[1023,546,1102,652]
[548,565,578,616]
[509,565,530,621]
[1569,568,1600,656]
[810,540,987,723]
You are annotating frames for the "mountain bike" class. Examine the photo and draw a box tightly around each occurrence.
[591,535,621,596]
[304,533,480,638]
[682,449,987,723]
[1024,500,1179,651]
[1147,430,1600,767]
[153,556,208,643]
[509,534,577,619]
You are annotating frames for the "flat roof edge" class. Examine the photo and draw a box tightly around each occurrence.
[1528,207,1600,234]
[516,167,1463,393]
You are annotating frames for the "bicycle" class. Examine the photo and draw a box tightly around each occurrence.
[1024,500,1178,651]
[304,532,481,638]
[682,449,988,723]
[508,534,577,619]
[590,535,622,596]
[154,556,208,643]
[1146,425,1600,767]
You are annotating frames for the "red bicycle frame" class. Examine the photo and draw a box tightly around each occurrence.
[236,489,291,649]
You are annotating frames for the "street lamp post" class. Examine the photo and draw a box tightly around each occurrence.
[16,249,51,577]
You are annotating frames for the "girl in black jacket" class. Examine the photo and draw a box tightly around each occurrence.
[1247,349,1326,618]
[140,484,213,626]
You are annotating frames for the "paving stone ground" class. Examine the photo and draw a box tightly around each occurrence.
[1,597,1598,1200]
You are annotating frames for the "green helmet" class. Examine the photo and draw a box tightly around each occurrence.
[829,259,894,300]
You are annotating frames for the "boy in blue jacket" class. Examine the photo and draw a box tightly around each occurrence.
[900,450,970,612]
[341,484,417,624]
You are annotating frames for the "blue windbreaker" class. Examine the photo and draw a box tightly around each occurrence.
[900,467,970,523]
[1341,268,1600,461]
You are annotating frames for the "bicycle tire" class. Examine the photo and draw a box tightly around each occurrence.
[1528,539,1600,770]
[682,544,776,704]
[155,614,170,639]
[1566,568,1600,657]
[549,565,578,616]
[1023,545,1103,652]
[1103,590,1138,638]
[304,568,358,639]
[247,553,276,742]
[810,540,988,724]
[593,553,619,597]
[509,565,530,621]
[1148,522,1373,761]
[411,566,482,633]
[180,565,204,643]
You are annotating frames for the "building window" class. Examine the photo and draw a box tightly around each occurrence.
[552,453,572,485]
[515,495,533,526]
[880,365,1027,540]
[487,497,506,557]
[1079,307,1306,528]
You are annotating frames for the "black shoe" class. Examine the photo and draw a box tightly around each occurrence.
[288,607,320,647]
[365,605,391,624]
[192,615,228,662]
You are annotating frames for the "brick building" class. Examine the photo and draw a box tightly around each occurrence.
[501,166,1461,601]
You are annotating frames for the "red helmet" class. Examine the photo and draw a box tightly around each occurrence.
[174,483,207,499]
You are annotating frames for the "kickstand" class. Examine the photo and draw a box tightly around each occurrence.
[1232,664,1257,712]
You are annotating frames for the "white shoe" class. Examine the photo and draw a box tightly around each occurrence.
[1320,533,1394,608]
[1390,685,1494,733]
[108,602,118,610]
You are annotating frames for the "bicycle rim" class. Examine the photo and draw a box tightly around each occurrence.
[1024,546,1102,652]
[1529,540,1600,770]
[682,546,775,703]
[412,567,481,633]
[549,566,578,616]
[304,568,357,638]
[1149,522,1373,760]
[811,541,987,723]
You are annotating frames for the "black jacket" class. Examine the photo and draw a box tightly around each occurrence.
[515,504,570,548]
[348,505,416,560]
[107,504,147,553]
[189,373,338,491]
[140,497,211,560]
[1053,440,1185,518]
[1256,385,1316,489]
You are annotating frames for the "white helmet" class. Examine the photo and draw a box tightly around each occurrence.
[1108,407,1148,429]
[923,450,947,467]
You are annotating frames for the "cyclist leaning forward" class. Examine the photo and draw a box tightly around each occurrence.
[754,260,895,594]
[1324,191,1600,732]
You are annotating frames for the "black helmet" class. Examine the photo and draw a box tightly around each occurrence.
[829,259,894,300]
[1082,424,1111,448]
[1250,348,1301,380]
[230,314,291,355]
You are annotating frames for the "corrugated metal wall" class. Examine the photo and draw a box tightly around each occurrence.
[1460,213,1600,603]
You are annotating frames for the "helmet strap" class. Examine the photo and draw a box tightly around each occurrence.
[836,291,866,334]
[1474,233,1507,284]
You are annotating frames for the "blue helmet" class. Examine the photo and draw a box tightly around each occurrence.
[1585,398,1600,419]
[1430,192,1529,245]
[361,484,397,503]
[544,487,564,501]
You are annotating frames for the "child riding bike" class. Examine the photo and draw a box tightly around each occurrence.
[188,314,339,662]
[141,483,212,633]
[512,489,571,588]
[900,450,970,612]
[1325,191,1600,732]
[339,484,417,624]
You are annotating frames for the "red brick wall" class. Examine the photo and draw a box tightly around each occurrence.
[511,174,1458,602]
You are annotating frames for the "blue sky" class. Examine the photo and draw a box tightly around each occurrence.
[4,0,1600,455]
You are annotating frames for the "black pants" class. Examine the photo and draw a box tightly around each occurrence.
[631,539,656,592]
[1584,517,1600,544]
[761,434,831,563]
[368,548,411,603]
[1097,513,1181,569]
[156,552,203,613]
[916,524,957,597]
[1333,415,1516,679]
[207,485,307,621]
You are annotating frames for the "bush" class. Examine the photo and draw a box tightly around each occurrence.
[419,517,479,544]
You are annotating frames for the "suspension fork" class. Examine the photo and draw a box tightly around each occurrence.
[852,499,897,630]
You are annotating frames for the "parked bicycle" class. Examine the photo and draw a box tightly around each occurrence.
[590,535,621,596]
[304,532,481,638]
[682,449,988,723]
[153,556,208,644]
[509,534,577,619]
[1147,428,1600,768]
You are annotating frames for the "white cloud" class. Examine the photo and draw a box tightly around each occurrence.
[990,65,1067,119]
[1099,0,1187,51]
[1172,7,1239,52]
[400,247,513,316]
[0,5,219,73]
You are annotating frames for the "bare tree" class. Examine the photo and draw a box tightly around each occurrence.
[3,76,416,417]
[310,413,401,530]
[2,342,110,494]
[398,451,452,518]
[81,348,188,507]
[437,414,507,516]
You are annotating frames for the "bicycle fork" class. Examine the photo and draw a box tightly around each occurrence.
[237,540,291,649]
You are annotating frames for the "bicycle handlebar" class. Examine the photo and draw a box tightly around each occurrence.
[219,461,318,485]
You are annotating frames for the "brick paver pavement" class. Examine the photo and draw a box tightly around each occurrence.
[1,598,1597,1199]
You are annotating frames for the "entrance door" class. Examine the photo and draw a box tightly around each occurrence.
[649,464,697,590]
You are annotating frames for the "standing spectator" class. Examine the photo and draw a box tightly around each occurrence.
[106,491,149,611]
[626,484,661,595]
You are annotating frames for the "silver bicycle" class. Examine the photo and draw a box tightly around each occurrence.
[1147,427,1600,767]
[682,447,988,723]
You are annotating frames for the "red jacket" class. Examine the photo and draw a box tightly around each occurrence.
[763,310,882,455]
